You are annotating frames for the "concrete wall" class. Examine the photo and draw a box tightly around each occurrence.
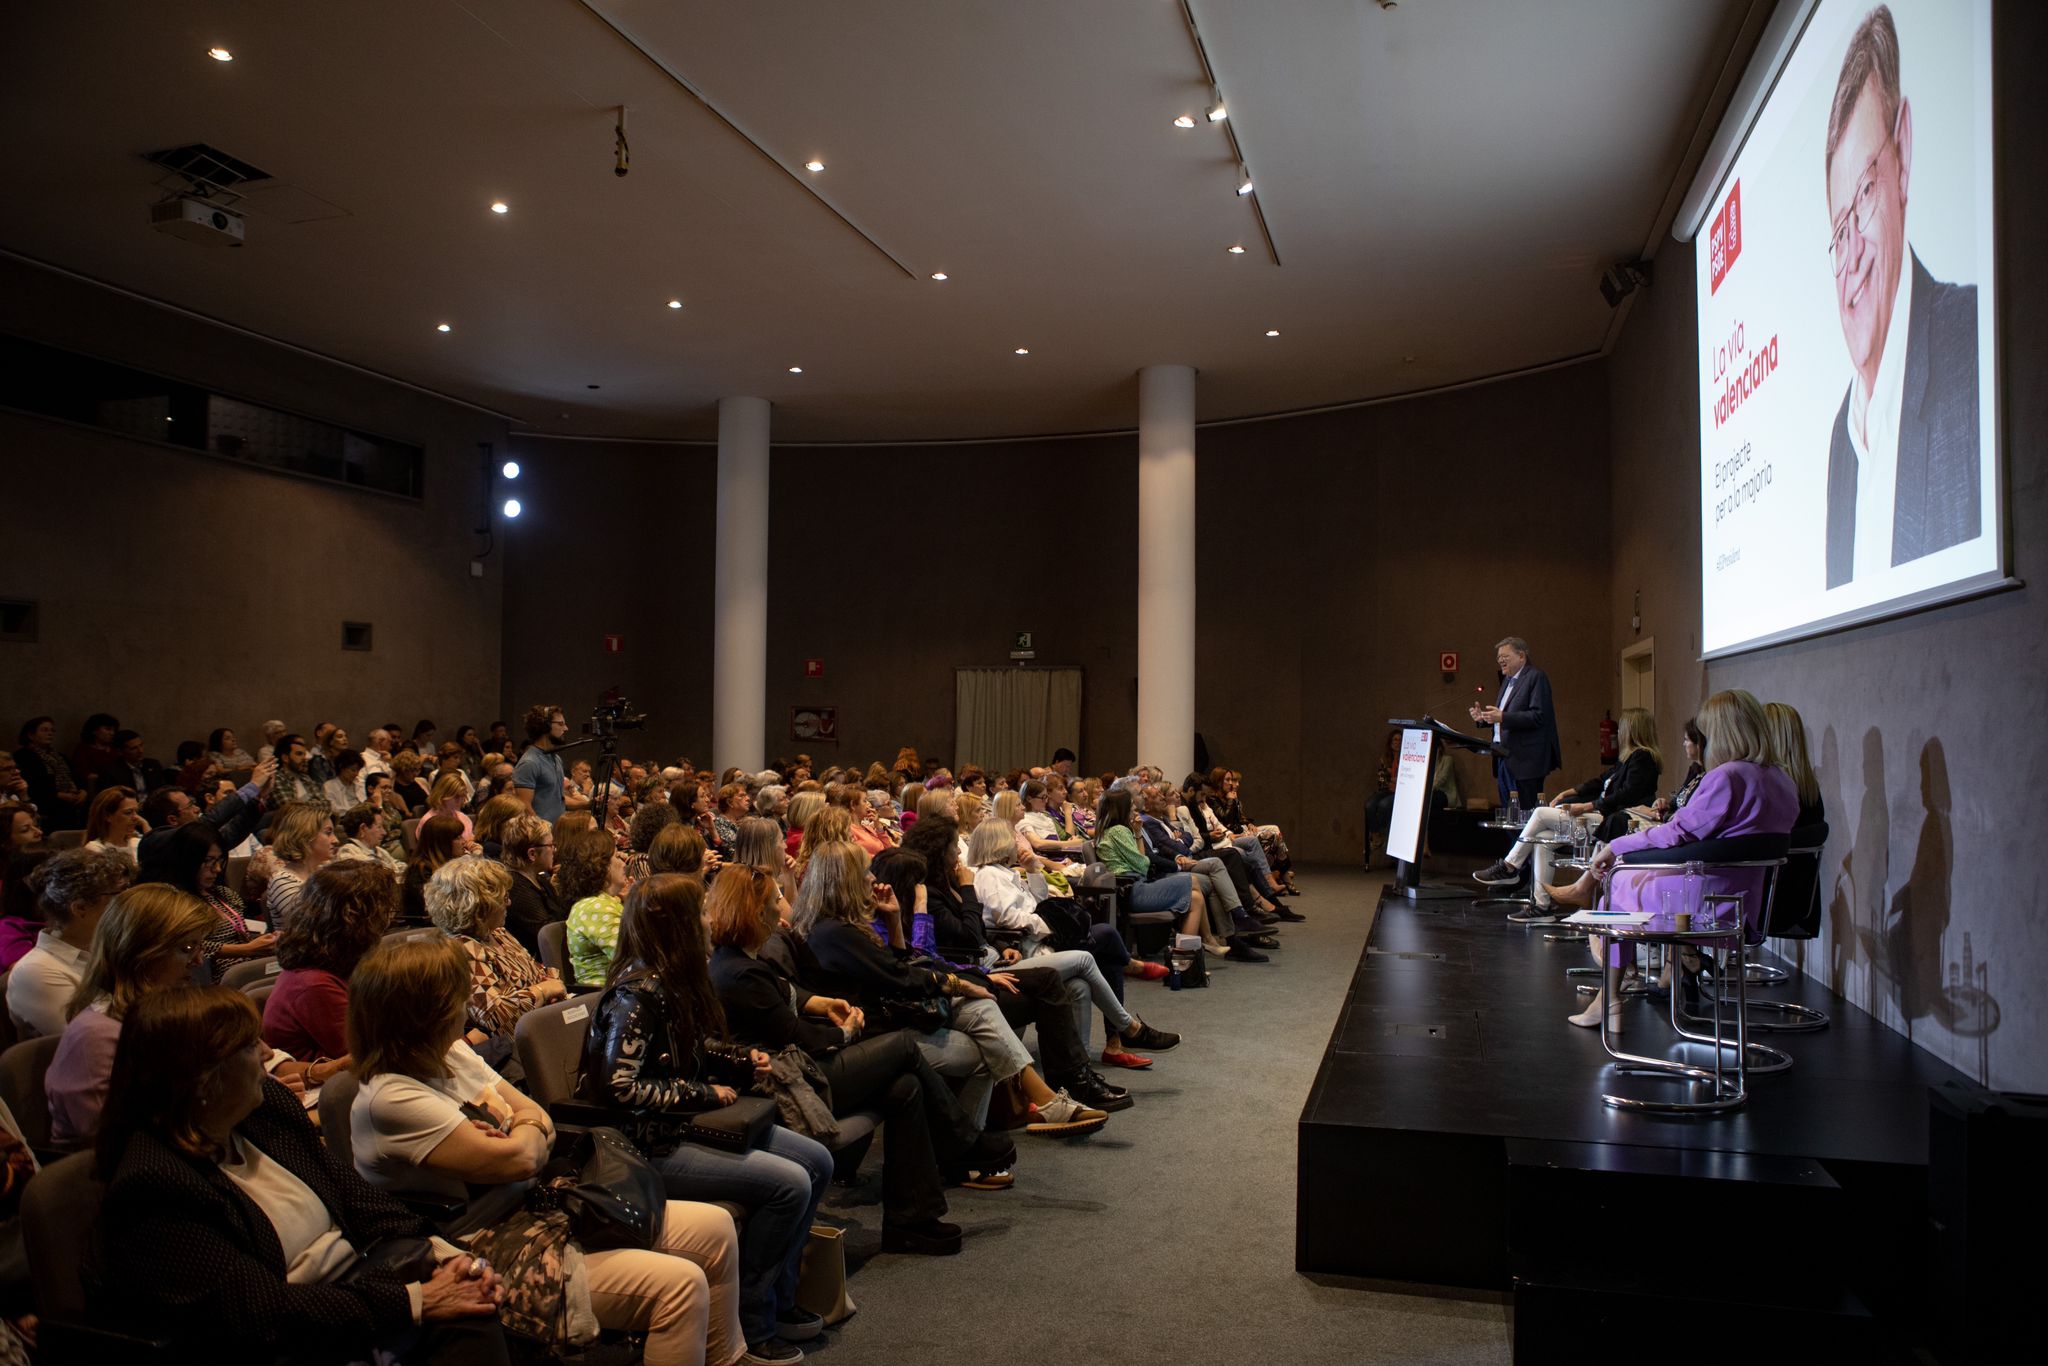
[0,258,508,758]
[1602,1,2048,1090]
[502,361,1615,864]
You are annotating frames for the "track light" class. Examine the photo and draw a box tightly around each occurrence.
[502,498,522,519]
[1206,93,1228,123]
[1235,167,1254,196]
[501,461,520,480]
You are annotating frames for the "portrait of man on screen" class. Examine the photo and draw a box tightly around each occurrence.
[1821,4,1980,589]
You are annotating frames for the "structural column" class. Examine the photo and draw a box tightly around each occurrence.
[1136,364,1196,780]
[713,395,770,773]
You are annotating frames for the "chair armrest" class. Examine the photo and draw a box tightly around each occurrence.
[1618,833,1790,866]
[546,1099,621,1128]
[37,1317,178,1363]
[397,1191,468,1223]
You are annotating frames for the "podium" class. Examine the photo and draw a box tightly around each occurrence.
[1383,716,1506,902]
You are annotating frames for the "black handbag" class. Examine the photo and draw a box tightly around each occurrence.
[527,1126,667,1250]
[869,993,950,1035]
[679,1095,778,1153]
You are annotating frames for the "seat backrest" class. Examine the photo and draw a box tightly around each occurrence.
[20,1150,102,1318]
[318,1068,360,1158]
[515,995,595,1110]
[245,980,277,1012]
[48,830,85,851]
[385,925,441,947]
[0,969,15,1053]
[1768,822,1829,940]
[225,855,249,900]
[536,920,569,980]
[0,1034,65,1152]
[1617,832,1791,866]
[402,818,420,854]
[220,956,283,992]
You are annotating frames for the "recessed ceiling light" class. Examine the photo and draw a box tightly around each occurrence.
[930,272,948,281]
[1173,114,1197,129]
[804,159,825,173]
[1227,244,1246,255]
[1014,347,1030,356]
[207,46,233,62]
[1264,329,1280,337]
[490,201,508,214]
[667,299,683,309]
[788,366,803,374]
[436,323,451,333]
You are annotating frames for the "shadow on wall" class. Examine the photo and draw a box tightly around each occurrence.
[1825,731,2000,1082]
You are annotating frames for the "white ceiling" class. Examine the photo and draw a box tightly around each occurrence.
[0,0,1752,442]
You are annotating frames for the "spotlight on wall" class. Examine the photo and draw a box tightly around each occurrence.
[1599,258,1654,309]
[502,498,522,519]
[501,460,520,480]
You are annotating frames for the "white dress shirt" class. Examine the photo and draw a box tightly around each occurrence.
[1494,670,1523,744]
[1847,253,1914,583]
[6,930,87,1038]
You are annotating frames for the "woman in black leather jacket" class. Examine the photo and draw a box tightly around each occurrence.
[579,874,833,1364]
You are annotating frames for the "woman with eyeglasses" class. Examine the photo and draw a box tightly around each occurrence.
[45,882,219,1145]
[139,821,276,981]
[8,846,131,1039]
[499,813,566,956]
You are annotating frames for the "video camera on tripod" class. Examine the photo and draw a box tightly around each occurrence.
[569,694,646,827]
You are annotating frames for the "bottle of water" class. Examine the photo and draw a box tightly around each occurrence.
[1684,861,1705,926]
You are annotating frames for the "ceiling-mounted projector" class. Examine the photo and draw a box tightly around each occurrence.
[150,195,245,246]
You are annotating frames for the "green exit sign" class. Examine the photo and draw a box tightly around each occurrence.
[1013,631,1033,651]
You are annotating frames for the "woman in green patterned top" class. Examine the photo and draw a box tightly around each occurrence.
[560,827,628,987]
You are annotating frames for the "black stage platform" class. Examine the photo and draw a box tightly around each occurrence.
[1298,886,1966,1358]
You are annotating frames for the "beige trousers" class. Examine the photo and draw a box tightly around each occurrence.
[584,1199,744,1366]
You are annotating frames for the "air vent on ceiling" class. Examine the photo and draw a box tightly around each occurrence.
[143,143,273,194]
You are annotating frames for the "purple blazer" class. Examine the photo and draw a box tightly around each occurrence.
[1606,761,1798,939]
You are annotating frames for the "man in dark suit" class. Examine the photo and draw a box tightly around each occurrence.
[1821,5,1980,588]
[1469,636,1561,810]
[95,728,169,796]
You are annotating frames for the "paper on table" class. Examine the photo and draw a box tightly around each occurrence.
[1562,909,1653,926]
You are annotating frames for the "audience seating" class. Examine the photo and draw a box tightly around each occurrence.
[0,970,14,1053]
[219,956,281,991]
[224,855,248,900]
[0,1034,62,1157]
[20,1151,173,1362]
[46,830,85,851]
[536,919,572,983]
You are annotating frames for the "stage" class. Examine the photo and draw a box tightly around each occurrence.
[1297,884,1965,1358]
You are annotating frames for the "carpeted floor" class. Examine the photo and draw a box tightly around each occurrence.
[803,866,1512,1365]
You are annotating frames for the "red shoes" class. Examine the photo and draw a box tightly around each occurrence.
[1100,1049,1153,1070]
[1129,961,1170,981]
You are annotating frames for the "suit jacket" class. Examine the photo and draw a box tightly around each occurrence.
[90,1078,431,1358]
[1495,665,1562,783]
[709,944,843,1057]
[1826,252,1980,588]
[95,757,168,797]
[1564,749,1662,817]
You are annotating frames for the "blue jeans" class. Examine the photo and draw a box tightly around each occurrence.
[656,1126,833,1345]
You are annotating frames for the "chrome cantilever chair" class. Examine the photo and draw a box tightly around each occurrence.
[1592,833,1791,1114]
[1693,823,1830,1032]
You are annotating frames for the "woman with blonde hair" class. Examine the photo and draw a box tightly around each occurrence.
[472,793,526,855]
[796,842,1115,1130]
[1764,702,1824,829]
[427,772,476,844]
[781,791,826,860]
[424,856,567,1063]
[264,802,337,931]
[794,804,853,877]
[1547,689,1798,1030]
[1473,707,1664,911]
[348,937,755,1365]
[45,882,220,1143]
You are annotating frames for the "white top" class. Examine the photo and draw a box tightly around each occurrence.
[972,865,1050,946]
[1495,670,1522,743]
[351,1042,507,1201]
[1847,250,1914,583]
[85,836,139,863]
[359,749,392,778]
[1016,811,1061,843]
[219,1133,362,1285]
[324,777,366,812]
[332,840,403,874]
[6,931,87,1038]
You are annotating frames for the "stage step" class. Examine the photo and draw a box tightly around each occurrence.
[1504,1138,1899,1361]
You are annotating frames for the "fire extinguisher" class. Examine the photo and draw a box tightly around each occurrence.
[1598,710,1619,764]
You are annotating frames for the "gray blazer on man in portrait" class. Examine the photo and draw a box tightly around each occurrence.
[1824,252,1980,589]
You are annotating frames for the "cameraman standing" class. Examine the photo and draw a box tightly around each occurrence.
[510,703,586,820]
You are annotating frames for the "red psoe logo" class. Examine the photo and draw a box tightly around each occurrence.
[1709,181,1743,295]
